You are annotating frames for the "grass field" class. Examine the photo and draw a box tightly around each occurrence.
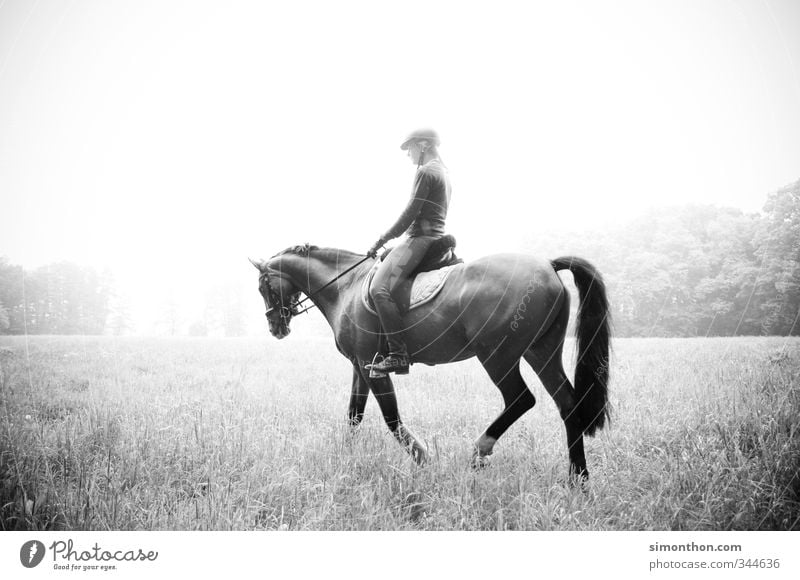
[0,334,798,530]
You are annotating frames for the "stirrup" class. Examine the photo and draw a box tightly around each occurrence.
[365,352,388,379]
[366,352,409,376]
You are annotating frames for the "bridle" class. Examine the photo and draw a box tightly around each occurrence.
[258,253,372,326]
[258,269,298,326]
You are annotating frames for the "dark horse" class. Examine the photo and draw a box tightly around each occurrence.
[251,245,610,480]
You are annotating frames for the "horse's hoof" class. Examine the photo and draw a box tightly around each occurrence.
[471,454,491,470]
[568,468,589,488]
[409,443,428,466]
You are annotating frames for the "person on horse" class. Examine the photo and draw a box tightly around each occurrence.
[366,128,452,375]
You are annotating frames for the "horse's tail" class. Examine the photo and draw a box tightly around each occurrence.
[551,256,611,437]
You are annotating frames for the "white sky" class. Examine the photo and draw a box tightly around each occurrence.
[1,0,799,332]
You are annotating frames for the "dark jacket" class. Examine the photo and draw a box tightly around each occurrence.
[382,159,451,241]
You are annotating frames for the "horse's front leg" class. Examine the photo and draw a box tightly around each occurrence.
[348,362,370,427]
[362,368,428,464]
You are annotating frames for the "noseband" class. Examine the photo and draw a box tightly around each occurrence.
[259,270,297,324]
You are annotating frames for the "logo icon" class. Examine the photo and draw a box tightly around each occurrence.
[20,540,46,568]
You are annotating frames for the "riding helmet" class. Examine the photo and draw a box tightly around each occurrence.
[400,128,441,150]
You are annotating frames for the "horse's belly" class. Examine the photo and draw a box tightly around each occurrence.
[404,311,474,364]
[400,280,474,363]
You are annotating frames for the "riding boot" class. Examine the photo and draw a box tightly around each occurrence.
[369,297,411,374]
[367,350,409,375]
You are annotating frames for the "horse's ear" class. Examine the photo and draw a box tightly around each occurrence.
[248,257,264,271]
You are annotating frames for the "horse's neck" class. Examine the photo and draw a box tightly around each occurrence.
[280,250,365,313]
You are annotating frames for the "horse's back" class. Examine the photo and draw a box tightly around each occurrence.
[456,253,560,284]
[402,253,567,360]
[445,253,564,305]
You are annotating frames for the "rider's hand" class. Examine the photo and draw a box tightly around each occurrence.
[367,239,384,258]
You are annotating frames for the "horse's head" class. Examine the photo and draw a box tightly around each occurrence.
[250,258,299,339]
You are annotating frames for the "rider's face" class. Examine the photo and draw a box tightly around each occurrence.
[406,142,423,164]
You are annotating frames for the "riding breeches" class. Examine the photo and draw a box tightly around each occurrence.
[369,235,438,354]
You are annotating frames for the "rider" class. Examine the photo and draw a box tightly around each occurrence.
[366,128,452,374]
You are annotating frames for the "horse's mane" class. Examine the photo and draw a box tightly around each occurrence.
[271,244,318,258]
[271,244,364,261]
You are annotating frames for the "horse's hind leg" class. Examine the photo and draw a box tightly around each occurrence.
[523,345,588,481]
[472,351,536,467]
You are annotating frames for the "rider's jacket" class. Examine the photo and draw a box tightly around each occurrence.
[382,159,451,241]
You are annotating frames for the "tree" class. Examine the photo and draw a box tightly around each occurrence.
[0,258,24,334]
[0,299,9,333]
[753,178,800,335]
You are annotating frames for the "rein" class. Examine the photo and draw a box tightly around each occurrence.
[260,254,372,320]
[292,255,372,314]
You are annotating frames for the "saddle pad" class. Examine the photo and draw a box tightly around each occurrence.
[361,263,460,316]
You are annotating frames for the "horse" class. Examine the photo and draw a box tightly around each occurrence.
[250,244,611,480]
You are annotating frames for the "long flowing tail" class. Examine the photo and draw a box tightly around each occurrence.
[551,256,611,436]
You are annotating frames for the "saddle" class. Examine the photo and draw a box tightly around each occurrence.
[388,234,463,274]
[362,234,463,315]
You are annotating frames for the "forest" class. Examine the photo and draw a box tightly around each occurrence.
[1,178,798,337]
[526,178,799,337]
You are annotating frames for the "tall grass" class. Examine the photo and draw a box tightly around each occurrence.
[0,335,797,530]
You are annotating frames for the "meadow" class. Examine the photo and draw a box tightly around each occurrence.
[0,334,798,531]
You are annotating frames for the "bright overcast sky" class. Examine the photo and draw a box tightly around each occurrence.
[1,0,799,330]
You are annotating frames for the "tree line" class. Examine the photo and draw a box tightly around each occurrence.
[0,261,114,335]
[0,261,247,337]
[525,178,799,337]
